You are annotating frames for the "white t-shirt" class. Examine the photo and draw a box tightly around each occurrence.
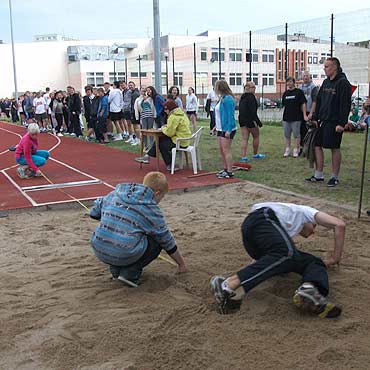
[186,94,198,112]
[214,101,221,131]
[33,97,46,114]
[108,88,123,112]
[207,89,219,111]
[251,202,319,237]
[43,93,51,114]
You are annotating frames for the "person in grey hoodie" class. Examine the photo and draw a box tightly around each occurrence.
[90,171,187,285]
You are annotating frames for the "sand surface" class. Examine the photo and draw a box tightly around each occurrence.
[1,182,369,370]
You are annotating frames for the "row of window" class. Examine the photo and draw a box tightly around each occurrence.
[86,71,275,87]
[200,48,275,63]
[308,52,331,65]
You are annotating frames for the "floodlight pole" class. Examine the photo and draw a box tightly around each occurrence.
[330,13,334,57]
[249,30,252,81]
[8,0,18,100]
[153,0,162,93]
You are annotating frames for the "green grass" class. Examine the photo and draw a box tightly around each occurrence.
[107,119,369,207]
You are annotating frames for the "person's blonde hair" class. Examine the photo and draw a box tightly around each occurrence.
[244,81,256,93]
[28,123,40,134]
[215,80,234,97]
[143,172,169,194]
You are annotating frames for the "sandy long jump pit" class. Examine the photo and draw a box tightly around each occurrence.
[0,182,369,370]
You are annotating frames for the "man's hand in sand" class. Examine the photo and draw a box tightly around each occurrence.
[324,253,340,268]
[176,264,188,274]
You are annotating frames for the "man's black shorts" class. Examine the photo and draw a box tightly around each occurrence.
[315,121,343,149]
[122,111,131,120]
[110,111,122,121]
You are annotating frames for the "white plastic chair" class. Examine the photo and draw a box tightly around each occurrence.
[170,127,203,174]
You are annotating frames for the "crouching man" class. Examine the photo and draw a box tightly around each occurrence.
[211,202,345,318]
[90,171,187,286]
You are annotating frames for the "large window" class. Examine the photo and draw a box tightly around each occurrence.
[229,48,242,62]
[211,48,225,62]
[229,73,242,86]
[212,73,225,86]
[246,49,259,62]
[130,72,147,77]
[252,73,259,86]
[109,72,126,84]
[308,52,318,65]
[262,73,274,86]
[262,50,274,63]
[174,72,183,86]
[200,48,207,61]
[86,72,104,86]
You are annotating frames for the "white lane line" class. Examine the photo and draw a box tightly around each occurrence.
[22,179,101,192]
[0,126,22,139]
[0,149,9,155]
[0,170,38,206]
[34,196,108,207]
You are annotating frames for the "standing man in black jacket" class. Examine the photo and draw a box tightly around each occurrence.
[66,86,82,137]
[305,58,352,187]
[83,86,99,141]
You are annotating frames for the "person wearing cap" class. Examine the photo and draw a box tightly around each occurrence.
[135,100,192,171]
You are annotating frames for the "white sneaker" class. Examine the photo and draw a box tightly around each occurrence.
[283,147,290,157]
[131,138,140,146]
[113,133,123,141]
[293,148,299,158]
[125,136,134,144]
[70,133,77,137]
[57,133,63,137]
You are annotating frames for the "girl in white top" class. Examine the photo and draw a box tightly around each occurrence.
[185,87,198,131]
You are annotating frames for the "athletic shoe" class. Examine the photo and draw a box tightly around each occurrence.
[70,133,77,137]
[113,133,123,141]
[305,176,324,183]
[166,165,179,172]
[17,167,28,179]
[327,177,339,187]
[283,147,290,157]
[125,136,134,144]
[135,155,149,164]
[130,138,140,146]
[217,169,227,175]
[293,148,299,158]
[293,283,342,318]
[240,157,249,163]
[57,133,63,137]
[217,170,234,179]
[252,153,266,159]
[210,276,242,314]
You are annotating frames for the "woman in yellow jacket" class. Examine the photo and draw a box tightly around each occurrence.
[136,100,191,170]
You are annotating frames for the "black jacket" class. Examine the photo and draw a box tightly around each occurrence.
[238,93,261,126]
[313,72,352,126]
[67,93,81,114]
[83,95,99,120]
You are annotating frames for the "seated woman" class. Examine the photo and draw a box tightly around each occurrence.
[136,100,191,171]
[15,123,50,179]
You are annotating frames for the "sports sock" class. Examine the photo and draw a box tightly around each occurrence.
[314,171,324,179]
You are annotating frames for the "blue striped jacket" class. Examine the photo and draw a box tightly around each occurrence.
[90,183,176,266]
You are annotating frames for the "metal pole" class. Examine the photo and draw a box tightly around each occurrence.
[330,13,334,57]
[193,43,197,94]
[138,55,142,88]
[357,84,360,109]
[8,0,18,100]
[153,0,162,92]
[125,58,128,82]
[249,30,252,81]
[113,61,116,81]
[218,37,222,80]
[165,55,168,93]
[172,47,175,85]
[285,23,288,82]
[358,122,369,218]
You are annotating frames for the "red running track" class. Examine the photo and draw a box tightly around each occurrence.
[0,121,239,212]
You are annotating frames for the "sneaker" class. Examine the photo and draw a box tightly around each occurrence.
[210,276,242,314]
[293,148,299,158]
[57,133,63,137]
[217,169,227,175]
[293,283,342,318]
[240,157,249,163]
[283,147,290,157]
[17,167,28,179]
[252,153,266,159]
[125,136,134,144]
[113,133,123,141]
[166,165,179,172]
[130,138,140,146]
[327,177,339,187]
[70,133,77,137]
[217,170,234,179]
[135,155,149,164]
[305,176,324,183]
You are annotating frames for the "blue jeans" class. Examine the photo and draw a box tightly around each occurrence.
[16,150,50,168]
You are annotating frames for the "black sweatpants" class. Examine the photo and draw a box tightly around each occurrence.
[55,113,63,133]
[69,113,82,136]
[237,207,329,296]
[147,135,176,166]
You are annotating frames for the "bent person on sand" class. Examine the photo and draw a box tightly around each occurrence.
[211,202,345,318]
[15,123,50,179]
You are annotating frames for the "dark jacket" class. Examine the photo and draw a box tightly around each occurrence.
[313,72,352,127]
[67,93,81,114]
[83,95,99,121]
[130,88,140,113]
[238,93,261,126]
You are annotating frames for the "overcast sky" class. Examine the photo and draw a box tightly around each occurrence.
[0,1,366,43]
